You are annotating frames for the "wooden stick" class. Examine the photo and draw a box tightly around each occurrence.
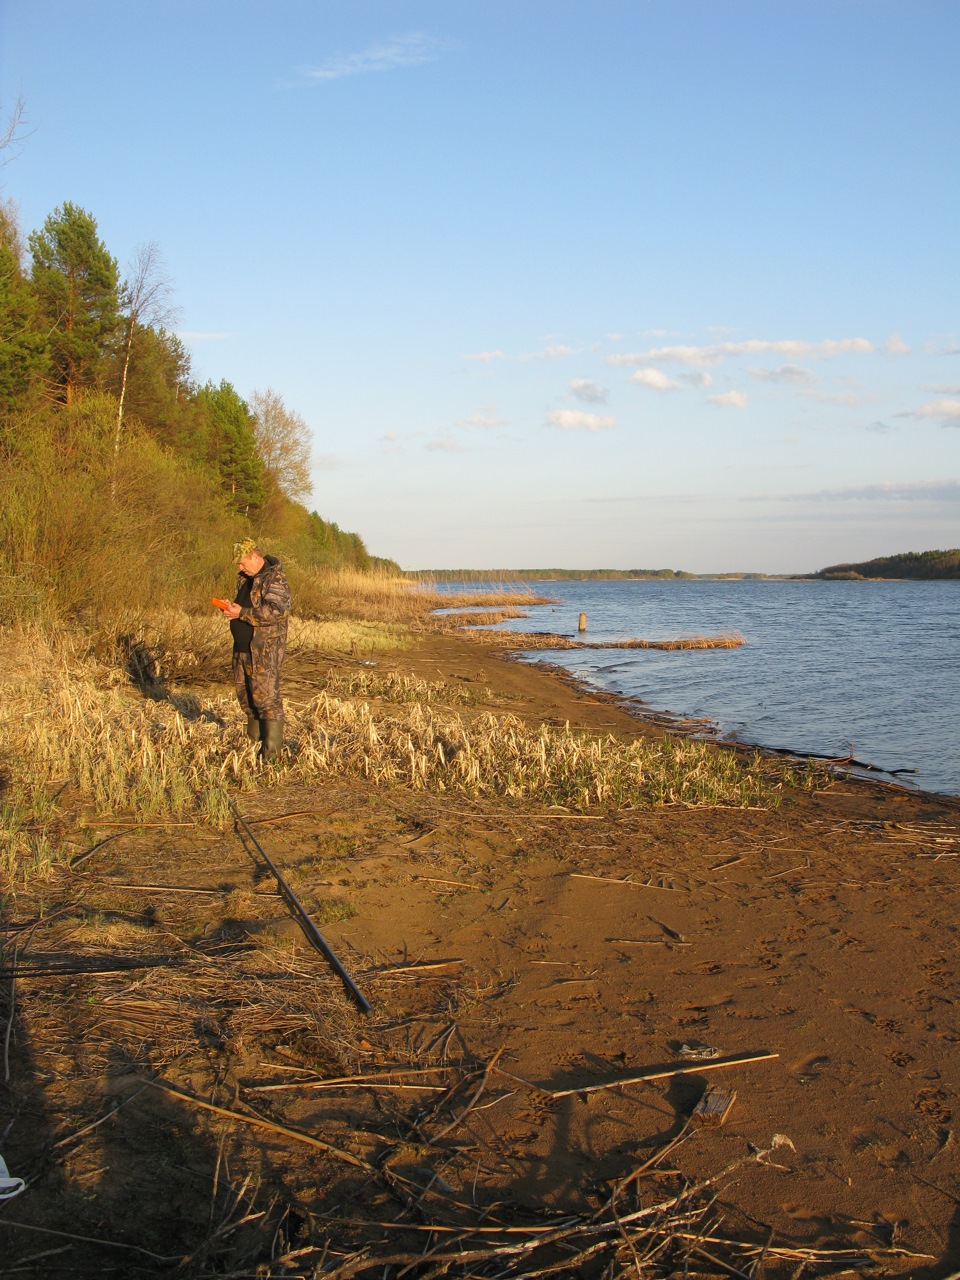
[430,1048,504,1143]
[147,1079,374,1170]
[230,801,370,1014]
[245,809,326,826]
[570,873,682,891]
[69,830,134,869]
[88,820,196,828]
[3,941,17,1084]
[547,1052,779,1099]
[413,876,485,891]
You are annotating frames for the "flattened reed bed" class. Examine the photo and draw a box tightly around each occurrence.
[1,629,819,882]
[462,628,747,651]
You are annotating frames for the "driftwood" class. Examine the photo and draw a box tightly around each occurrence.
[147,1079,374,1170]
[230,800,370,1013]
[545,1051,779,1099]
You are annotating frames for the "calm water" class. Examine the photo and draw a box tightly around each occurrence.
[438,580,960,796]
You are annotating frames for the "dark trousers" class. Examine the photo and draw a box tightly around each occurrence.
[233,651,284,721]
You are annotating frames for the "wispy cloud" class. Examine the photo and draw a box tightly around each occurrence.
[707,390,748,408]
[748,364,815,384]
[299,33,440,82]
[546,409,615,433]
[608,337,873,368]
[314,453,342,471]
[901,398,960,426]
[521,343,579,361]
[885,333,910,356]
[678,371,712,388]
[744,479,960,504]
[798,389,873,407]
[456,412,508,429]
[464,349,505,362]
[570,378,608,404]
[426,433,470,453]
[929,384,960,394]
[630,368,679,392]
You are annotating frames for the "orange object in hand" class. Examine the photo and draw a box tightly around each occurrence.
[212,596,231,611]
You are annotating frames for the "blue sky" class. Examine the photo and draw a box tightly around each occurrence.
[2,0,958,572]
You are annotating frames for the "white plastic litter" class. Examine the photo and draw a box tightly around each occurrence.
[0,1153,26,1200]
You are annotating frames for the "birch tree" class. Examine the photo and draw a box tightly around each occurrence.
[249,388,313,503]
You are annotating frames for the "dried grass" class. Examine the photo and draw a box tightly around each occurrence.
[465,628,748,651]
[0,624,814,884]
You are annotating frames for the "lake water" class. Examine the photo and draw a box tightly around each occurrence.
[437,580,960,797]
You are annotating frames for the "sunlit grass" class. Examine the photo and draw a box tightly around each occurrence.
[0,624,820,884]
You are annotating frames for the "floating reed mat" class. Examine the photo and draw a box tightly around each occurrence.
[469,629,747,651]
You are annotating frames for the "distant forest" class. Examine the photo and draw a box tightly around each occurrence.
[812,550,960,580]
[0,189,393,625]
[418,569,770,581]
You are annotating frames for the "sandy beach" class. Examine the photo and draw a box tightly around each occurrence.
[3,627,959,1277]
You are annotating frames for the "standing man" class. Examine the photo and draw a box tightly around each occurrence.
[219,538,291,762]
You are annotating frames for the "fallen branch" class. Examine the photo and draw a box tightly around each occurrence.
[546,1051,779,1099]
[147,1079,375,1170]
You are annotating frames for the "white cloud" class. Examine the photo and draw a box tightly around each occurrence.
[464,349,505,362]
[630,367,679,392]
[678,371,712,388]
[744,479,960,504]
[300,33,440,81]
[798,389,872,407]
[885,333,910,356]
[314,453,342,470]
[570,379,608,404]
[426,435,470,453]
[608,337,874,368]
[707,390,748,408]
[546,409,615,432]
[904,398,960,426]
[749,364,815,384]
[456,412,508,429]
[521,344,579,361]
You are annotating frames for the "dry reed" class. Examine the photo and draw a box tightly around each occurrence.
[0,624,814,883]
[464,629,747,651]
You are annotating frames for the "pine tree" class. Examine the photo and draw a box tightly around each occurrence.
[29,202,120,405]
[0,201,47,408]
[194,380,266,513]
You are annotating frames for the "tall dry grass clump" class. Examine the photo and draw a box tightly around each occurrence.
[290,694,784,809]
[0,627,809,883]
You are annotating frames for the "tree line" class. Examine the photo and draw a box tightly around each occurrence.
[813,550,960,580]
[0,195,394,624]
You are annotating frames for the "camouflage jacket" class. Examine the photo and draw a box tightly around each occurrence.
[235,555,291,667]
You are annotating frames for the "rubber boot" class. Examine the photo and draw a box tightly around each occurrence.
[261,719,284,763]
[245,716,261,744]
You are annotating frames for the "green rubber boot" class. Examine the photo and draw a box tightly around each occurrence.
[261,719,284,763]
[245,716,261,744]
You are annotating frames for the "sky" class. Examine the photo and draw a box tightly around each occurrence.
[1,0,958,574]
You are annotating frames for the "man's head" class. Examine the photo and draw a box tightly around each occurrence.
[234,538,265,577]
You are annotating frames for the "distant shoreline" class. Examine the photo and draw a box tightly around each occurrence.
[412,568,960,582]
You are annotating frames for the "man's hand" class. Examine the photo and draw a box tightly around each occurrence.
[223,603,242,620]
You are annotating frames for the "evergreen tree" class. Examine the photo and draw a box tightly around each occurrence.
[29,202,120,405]
[194,380,265,513]
[0,202,47,408]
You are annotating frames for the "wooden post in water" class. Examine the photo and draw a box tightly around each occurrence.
[578,612,587,632]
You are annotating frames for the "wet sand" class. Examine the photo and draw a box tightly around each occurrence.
[3,629,959,1276]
